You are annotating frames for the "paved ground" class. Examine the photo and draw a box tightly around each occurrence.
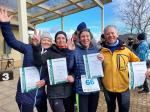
[0,69,150,112]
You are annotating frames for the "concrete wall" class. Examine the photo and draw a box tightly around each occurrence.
[0,25,22,68]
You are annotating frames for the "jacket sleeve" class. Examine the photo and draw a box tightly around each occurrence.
[0,22,28,53]
[66,50,75,75]
[129,48,140,62]
[32,45,51,66]
[32,45,43,67]
[32,45,50,83]
[39,66,49,84]
[135,42,149,61]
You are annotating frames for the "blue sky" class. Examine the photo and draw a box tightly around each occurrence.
[104,0,126,34]
[36,0,124,40]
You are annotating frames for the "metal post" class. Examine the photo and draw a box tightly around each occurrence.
[17,0,28,44]
[61,17,64,31]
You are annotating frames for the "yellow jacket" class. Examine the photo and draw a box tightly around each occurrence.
[101,45,140,92]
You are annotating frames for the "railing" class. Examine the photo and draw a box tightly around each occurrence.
[0,57,14,70]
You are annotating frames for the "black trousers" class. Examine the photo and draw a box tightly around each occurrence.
[49,95,74,112]
[78,92,99,112]
[104,89,130,112]
[143,79,149,92]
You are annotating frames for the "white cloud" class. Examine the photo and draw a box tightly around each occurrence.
[93,32,101,42]
[66,29,75,39]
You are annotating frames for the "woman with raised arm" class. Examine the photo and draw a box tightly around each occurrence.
[0,7,51,112]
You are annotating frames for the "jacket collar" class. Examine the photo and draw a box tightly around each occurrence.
[102,39,126,51]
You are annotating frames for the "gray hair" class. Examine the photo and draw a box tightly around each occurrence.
[104,25,118,34]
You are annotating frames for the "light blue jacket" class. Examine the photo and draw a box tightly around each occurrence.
[135,40,149,61]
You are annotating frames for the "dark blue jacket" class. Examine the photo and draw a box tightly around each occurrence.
[67,43,100,95]
[0,22,47,105]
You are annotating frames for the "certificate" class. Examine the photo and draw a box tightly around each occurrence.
[128,62,147,89]
[20,66,40,93]
[81,75,100,92]
[83,53,104,78]
[47,58,68,85]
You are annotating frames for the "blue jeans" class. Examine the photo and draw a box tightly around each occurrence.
[104,89,130,112]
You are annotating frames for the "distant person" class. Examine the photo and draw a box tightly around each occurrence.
[71,22,97,48]
[100,25,140,112]
[71,22,87,46]
[128,37,134,46]
[97,34,105,48]
[135,33,149,93]
[71,30,78,44]
[0,8,50,112]
[100,34,105,44]
[145,68,150,78]
[126,37,139,53]
[132,38,139,51]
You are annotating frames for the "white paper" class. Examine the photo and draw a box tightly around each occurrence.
[20,66,40,93]
[47,58,68,85]
[83,53,103,78]
[128,62,147,89]
[81,75,100,92]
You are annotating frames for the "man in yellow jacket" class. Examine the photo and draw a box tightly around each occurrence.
[100,25,140,112]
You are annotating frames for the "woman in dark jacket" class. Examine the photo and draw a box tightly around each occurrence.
[32,31,74,112]
[67,28,104,112]
[0,8,48,112]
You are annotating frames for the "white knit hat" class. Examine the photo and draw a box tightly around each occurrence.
[40,31,52,40]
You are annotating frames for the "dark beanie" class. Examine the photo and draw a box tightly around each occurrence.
[77,22,87,32]
[55,31,67,42]
[137,33,146,40]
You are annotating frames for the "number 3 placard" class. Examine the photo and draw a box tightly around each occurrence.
[0,70,13,81]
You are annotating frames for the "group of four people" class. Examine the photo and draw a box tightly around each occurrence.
[1,7,150,112]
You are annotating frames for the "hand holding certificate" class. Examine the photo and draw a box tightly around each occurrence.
[128,62,147,89]
[20,66,40,93]
[47,58,68,85]
[83,53,104,78]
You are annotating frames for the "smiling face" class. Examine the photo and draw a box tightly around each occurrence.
[79,30,91,48]
[55,34,67,47]
[41,37,52,49]
[104,26,119,44]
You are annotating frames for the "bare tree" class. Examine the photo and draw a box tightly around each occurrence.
[117,0,150,34]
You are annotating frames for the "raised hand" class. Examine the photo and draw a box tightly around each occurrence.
[0,7,13,22]
[31,30,41,46]
[67,38,76,50]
